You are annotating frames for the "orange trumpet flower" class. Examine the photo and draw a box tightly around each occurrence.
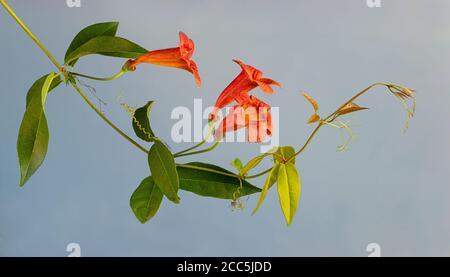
[209,59,280,121]
[214,95,272,143]
[124,32,201,87]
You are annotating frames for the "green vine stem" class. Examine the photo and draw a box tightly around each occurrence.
[174,141,220,158]
[0,1,241,181]
[245,168,272,180]
[173,123,216,157]
[70,78,149,154]
[286,82,386,162]
[1,0,408,190]
[1,0,147,154]
[70,70,126,82]
[173,140,207,157]
[0,0,61,70]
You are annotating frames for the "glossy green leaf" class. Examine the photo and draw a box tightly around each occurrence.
[277,163,301,225]
[230,158,243,171]
[130,176,164,223]
[26,74,62,107]
[274,146,296,164]
[65,22,119,66]
[177,162,261,199]
[148,141,180,203]
[132,101,156,142]
[64,36,148,65]
[17,73,61,186]
[252,163,280,215]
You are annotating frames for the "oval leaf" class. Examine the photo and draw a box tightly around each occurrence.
[130,176,164,224]
[132,101,156,142]
[148,141,180,203]
[64,36,148,65]
[65,22,119,66]
[18,73,61,186]
[177,162,261,199]
[252,163,280,215]
[277,163,301,225]
[337,102,368,116]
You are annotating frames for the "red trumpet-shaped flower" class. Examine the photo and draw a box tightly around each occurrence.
[214,94,272,143]
[124,32,201,87]
[209,59,280,121]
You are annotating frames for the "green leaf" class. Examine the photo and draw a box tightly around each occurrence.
[64,36,148,66]
[277,163,301,225]
[148,141,180,203]
[230,158,243,171]
[177,162,261,199]
[26,74,62,107]
[130,176,164,223]
[240,150,275,176]
[274,146,296,164]
[252,163,280,215]
[132,101,156,142]
[17,73,61,186]
[65,22,119,66]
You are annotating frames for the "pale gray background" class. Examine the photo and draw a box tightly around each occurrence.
[0,0,449,256]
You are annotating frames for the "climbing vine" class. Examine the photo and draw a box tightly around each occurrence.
[2,0,416,225]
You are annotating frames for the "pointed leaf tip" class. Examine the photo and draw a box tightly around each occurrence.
[337,102,368,116]
[302,92,319,112]
[307,114,321,124]
[17,73,62,186]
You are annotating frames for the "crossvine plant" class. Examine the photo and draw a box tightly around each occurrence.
[2,1,416,225]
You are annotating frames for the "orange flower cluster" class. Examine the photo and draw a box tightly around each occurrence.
[124,32,281,143]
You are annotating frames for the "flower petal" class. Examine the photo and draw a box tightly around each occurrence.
[233,59,263,81]
[187,60,202,87]
[260,78,281,88]
[255,80,274,94]
[179,31,194,60]
[214,106,246,140]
